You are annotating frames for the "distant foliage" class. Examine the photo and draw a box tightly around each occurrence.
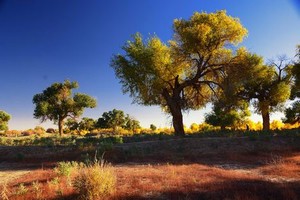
[96,109,140,133]
[0,110,11,131]
[150,124,157,131]
[284,101,300,124]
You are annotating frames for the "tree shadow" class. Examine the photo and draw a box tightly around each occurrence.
[112,179,300,200]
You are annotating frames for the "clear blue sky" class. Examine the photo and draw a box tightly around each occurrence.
[0,0,299,130]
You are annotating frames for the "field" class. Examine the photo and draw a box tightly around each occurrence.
[0,133,300,200]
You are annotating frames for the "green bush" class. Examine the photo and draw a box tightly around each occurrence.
[55,161,80,177]
[73,162,116,200]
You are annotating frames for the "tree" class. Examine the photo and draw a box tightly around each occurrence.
[205,55,251,131]
[96,109,126,132]
[284,45,300,124]
[124,115,141,133]
[238,56,292,130]
[0,110,11,131]
[78,117,96,131]
[284,101,300,124]
[205,101,250,130]
[111,10,248,136]
[150,124,157,131]
[33,80,97,136]
[290,45,300,98]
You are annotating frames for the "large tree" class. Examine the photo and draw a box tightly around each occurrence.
[0,110,11,131]
[33,80,97,136]
[111,11,248,136]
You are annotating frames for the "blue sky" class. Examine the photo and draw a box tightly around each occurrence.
[0,0,299,130]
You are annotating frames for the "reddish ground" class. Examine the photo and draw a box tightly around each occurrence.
[1,136,300,199]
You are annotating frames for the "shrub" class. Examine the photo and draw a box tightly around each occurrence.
[3,130,21,137]
[73,163,116,200]
[55,161,80,177]
[21,129,35,136]
[0,181,9,200]
[16,183,28,195]
[46,128,56,133]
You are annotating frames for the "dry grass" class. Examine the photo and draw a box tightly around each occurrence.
[2,137,300,199]
[3,158,300,200]
[73,162,116,200]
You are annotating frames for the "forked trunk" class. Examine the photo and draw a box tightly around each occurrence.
[261,106,270,131]
[58,117,64,136]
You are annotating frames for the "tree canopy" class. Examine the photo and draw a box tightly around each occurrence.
[33,80,97,135]
[237,57,292,130]
[0,110,11,131]
[284,45,300,124]
[96,109,141,133]
[111,10,248,135]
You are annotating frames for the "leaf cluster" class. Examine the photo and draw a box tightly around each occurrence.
[33,80,97,123]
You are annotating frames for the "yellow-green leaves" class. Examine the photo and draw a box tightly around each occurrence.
[173,10,247,55]
[112,10,250,134]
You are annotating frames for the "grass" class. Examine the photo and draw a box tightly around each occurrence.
[4,158,300,199]
[73,162,116,200]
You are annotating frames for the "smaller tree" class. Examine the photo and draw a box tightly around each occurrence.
[96,109,126,132]
[78,117,96,131]
[150,124,157,131]
[237,56,292,130]
[283,101,300,124]
[124,115,141,133]
[284,45,300,124]
[33,80,97,136]
[0,110,11,131]
[205,102,250,130]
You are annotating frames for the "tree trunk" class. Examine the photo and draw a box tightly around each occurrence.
[261,106,270,131]
[58,117,64,136]
[221,125,226,131]
[171,104,185,136]
[162,88,185,136]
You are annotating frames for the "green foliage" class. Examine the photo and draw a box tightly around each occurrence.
[33,80,97,135]
[0,110,11,131]
[79,118,96,131]
[55,161,80,177]
[235,55,292,130]
[124,115,141,132]
[0,134,123,147]
[284,100,300,124]
[111,10,248,135]
[96,109,140,133]
[73,162,116,200]
[290,45,300,99]
[55,161,82,186]
[205,99,250,130]
[96,109,126,131]
[150,124,157,131]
